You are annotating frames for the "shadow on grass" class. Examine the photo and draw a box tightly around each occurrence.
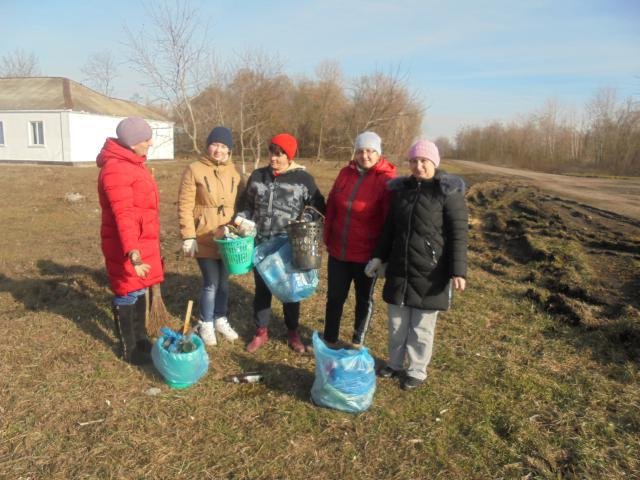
[0,260,115,348]
[0,259,254,370]
[225,333,385,405]
[542,315,640,370]
[229,351,315,403]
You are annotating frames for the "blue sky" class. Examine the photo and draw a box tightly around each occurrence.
[3,0,639,140]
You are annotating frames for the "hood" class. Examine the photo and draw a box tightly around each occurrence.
[272,160,305,176]
[198,155,237,169]
[96,138,146,168]
[386,170,466,195]
[285,160,305,172]
[348,156,396,175]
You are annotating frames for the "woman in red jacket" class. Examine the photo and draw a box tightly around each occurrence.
[97,117,164,365]
[322,131,396,345]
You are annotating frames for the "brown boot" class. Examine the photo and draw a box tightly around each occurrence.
[287,329,306,353]
[246,327,268,353]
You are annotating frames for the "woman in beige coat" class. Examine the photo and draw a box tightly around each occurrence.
[178,126,243,346]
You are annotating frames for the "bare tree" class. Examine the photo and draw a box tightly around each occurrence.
[124,0,210,153]
[81,51,118,96]
[434,137,454,158]
[345,66,423,156]
[310,61,345,160]
[0,48,40,77]
[536,98,560,160]
[226,51,288,172]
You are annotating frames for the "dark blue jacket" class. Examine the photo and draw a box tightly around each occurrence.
[237,163,326,242]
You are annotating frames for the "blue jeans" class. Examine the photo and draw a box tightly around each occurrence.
[113,288,146,306]
[197,258,229,323]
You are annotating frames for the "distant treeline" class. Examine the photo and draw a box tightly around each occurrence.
[452,90,640,176]
[172,59,423,167]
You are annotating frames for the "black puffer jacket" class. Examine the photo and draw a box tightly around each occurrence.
[373,172,468,310]
[237,163,326,242]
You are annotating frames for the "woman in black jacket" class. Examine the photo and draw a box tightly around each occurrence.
[365,139,468,390]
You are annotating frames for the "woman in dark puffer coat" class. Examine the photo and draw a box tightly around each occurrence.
[235,133,326,354]
[97,117,163,365]
[365,139,468,390]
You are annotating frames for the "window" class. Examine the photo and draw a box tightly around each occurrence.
[29,120,44,146]
[0,121,4,145]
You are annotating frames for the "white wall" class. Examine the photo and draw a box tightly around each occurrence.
[148,120,174,160]
[68,112,119,163]
[0,111,66,162]
[0,111,174,163]
[68,113,174,162]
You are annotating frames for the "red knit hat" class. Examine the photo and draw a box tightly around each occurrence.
[270,133,298,160]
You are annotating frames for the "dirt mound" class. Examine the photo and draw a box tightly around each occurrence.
[467,180,640,360]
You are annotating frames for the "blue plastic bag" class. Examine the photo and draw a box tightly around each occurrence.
[310,331,376,413]
[151,334,209,389]
[253,235,319,303]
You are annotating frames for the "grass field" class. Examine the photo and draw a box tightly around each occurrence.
[0,157,638,479]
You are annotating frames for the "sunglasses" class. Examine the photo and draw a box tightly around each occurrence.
[268,144,285,156]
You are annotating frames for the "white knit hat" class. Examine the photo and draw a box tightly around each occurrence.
[354,131,382,154]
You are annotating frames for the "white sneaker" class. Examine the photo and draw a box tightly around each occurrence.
[198,321,217,346]
[215,316,239,341]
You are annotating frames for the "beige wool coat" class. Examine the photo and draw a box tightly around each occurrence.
[178,157,244,258]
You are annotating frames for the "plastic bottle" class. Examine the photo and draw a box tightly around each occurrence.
[223,373,263,384]
[262,255,288,284]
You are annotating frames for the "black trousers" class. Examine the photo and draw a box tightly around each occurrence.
[323,255,376,343]
[253,269,300,330]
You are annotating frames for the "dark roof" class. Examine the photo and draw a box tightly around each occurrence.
[0,77,170,121]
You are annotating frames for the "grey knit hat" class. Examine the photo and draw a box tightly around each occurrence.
[116,117,153,148]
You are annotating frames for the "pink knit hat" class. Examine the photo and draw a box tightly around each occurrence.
[408,140,440,168]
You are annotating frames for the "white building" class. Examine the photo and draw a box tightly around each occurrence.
[0,77,174,164]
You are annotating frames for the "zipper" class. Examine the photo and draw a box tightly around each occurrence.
[267,180,275,214]
[339,172,367,259]
[146,166,159,210]
[425,239,437,265]
[266,175,276,237]
[204,176,211,193]
[213,167,226,217]
[400,180,421,305]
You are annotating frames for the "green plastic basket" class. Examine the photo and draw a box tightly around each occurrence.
[215,235,255,274]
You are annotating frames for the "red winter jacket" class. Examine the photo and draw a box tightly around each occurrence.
[323,157,396,263]
[97,138,164,296]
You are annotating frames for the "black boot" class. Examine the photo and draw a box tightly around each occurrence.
[134,294,153,354]
[112,304,151,365]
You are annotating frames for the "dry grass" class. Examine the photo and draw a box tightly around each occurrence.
[0,158,638,479]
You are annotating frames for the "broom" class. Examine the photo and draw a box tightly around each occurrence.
[146,283,174,337]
